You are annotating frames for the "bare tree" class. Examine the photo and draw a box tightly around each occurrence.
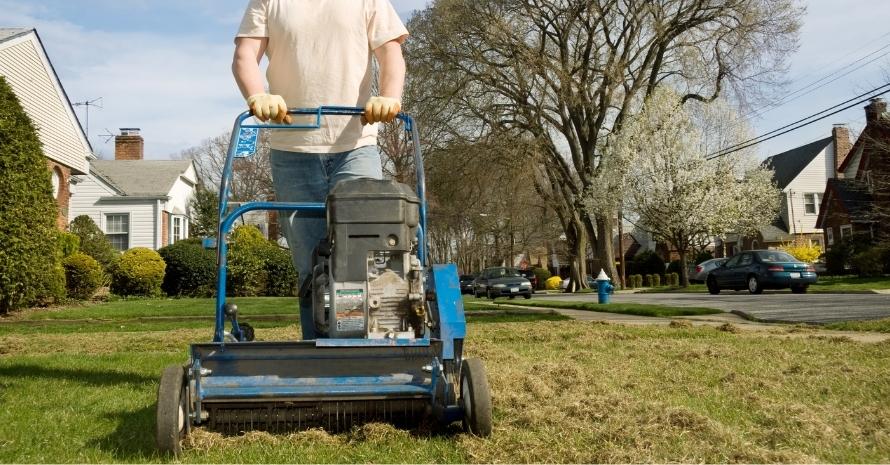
[179,130,274,202]
[407,0,802,288]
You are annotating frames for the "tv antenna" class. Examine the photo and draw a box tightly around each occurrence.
[99,128,116,144]
[73,97,103,138]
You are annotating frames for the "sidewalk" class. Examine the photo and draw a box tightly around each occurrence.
[499,304,890,343]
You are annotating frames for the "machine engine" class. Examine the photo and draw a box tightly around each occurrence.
[310,179,426,339]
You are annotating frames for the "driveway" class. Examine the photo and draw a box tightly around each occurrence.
[536,291,890,324]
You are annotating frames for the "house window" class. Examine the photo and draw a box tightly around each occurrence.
[804,193,819,215]
[172,216,188,244]
[840,224,853,239]
[827,228,834,246]
[105,214,130,251]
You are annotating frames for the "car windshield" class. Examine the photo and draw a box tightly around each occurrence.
[491,268,522,278]
[756,251,799,263]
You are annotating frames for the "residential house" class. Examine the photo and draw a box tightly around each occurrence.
[68,129,197,250]
[717,124,851,256]
[816,98,890,248]
[0,28,92,228]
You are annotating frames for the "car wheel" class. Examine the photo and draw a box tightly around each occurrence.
[487,290,496,300]
[707,276,720,295]
[523,293,531,299]
[747,275,763,295]
[791,285,807,294]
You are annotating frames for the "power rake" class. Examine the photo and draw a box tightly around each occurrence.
[155,107,492,454]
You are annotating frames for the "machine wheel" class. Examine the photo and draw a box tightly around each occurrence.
[156,365,188,455]
[707,276,720,295]
[791,285,808,294]
[460,358,492,437]
[747,275,763,294]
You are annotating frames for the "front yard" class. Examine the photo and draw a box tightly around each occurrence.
[1,297,889,462]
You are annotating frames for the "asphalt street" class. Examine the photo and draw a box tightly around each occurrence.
[535,291,890,324]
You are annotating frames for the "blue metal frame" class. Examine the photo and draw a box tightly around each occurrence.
[213,107,428,343]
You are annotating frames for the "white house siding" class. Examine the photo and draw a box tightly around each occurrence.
[69,175,160,250]
[842,145,863,179]
[164,165,197,216]
[782,143,835,235]
[0,33,90,173]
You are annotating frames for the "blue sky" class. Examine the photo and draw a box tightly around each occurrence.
[4,0,889,160]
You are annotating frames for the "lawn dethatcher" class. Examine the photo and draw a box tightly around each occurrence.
[155,107,492,454]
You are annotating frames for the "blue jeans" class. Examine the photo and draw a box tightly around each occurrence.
[270,145,383,339]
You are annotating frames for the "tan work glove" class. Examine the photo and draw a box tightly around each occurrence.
[247,93,292,124]
[362,96,401,125]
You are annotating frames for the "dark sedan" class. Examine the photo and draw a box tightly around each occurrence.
[459,275,476,294]
[473,267,533,299]
[707,250,817,295]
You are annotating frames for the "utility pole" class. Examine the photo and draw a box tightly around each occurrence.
[73,97,102,139]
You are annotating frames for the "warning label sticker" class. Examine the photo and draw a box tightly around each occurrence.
[335,289,365,332]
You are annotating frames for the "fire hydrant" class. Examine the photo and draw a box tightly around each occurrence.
[595,269,614,304]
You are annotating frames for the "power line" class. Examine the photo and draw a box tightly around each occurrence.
[746,47,890,120]
[744,31,890,119]
[708,83,890,159]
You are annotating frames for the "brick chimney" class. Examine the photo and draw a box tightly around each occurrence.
[832,124,851,176]
[865,97,887,124]
[115,128,143,160]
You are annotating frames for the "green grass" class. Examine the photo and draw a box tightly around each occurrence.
[8,297,298,321]
[810,275,890,292]
[2,298,889,462]
[489,299,722,317]
[637,284,708,293]
[824,317,890,333]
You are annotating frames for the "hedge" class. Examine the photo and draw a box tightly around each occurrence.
[228,225,298,297]
[0,76,64,313]
[69,215,118,270]
[63,253,104,300]
[158,239,216,297]
[110,248,166,297]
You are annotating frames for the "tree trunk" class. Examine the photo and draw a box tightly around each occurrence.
[595,213,619,282]
[679,252,690,287]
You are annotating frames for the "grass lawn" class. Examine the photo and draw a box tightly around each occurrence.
[482,298,722,318]
[810,275,890,292]
[824,317,890,333]
[1,298,889,462]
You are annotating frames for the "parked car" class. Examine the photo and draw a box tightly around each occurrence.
[690,258,729,284]
[473,267,533,299]
[517,269,538,292]
[707,250,817,295]
[459,274,476,294]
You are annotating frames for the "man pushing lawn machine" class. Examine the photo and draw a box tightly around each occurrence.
[153,0,492,455]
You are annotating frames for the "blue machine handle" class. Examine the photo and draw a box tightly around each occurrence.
[213,106,428,342]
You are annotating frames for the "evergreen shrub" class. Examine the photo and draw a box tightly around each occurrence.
[63,252,103,300]
[158,239,216,297]
[69,215,118,270]
[0,76,64,312]
[110,248,166,297]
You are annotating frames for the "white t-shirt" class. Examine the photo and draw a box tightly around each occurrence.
[237,0,408,153]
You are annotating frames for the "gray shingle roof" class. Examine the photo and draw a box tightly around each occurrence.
[762,136,833,189]
[91,160,193,198]
[0,28,31,43]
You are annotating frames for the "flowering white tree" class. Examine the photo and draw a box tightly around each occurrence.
[601,88,779,286]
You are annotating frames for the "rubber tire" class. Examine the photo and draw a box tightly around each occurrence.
[156,365,188,455]
[487,290,496,300]
[523,293,532,299]
[707,276,720,295]
[747,275,763,294]
[460,358,492,437]
[791,285,807,294]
